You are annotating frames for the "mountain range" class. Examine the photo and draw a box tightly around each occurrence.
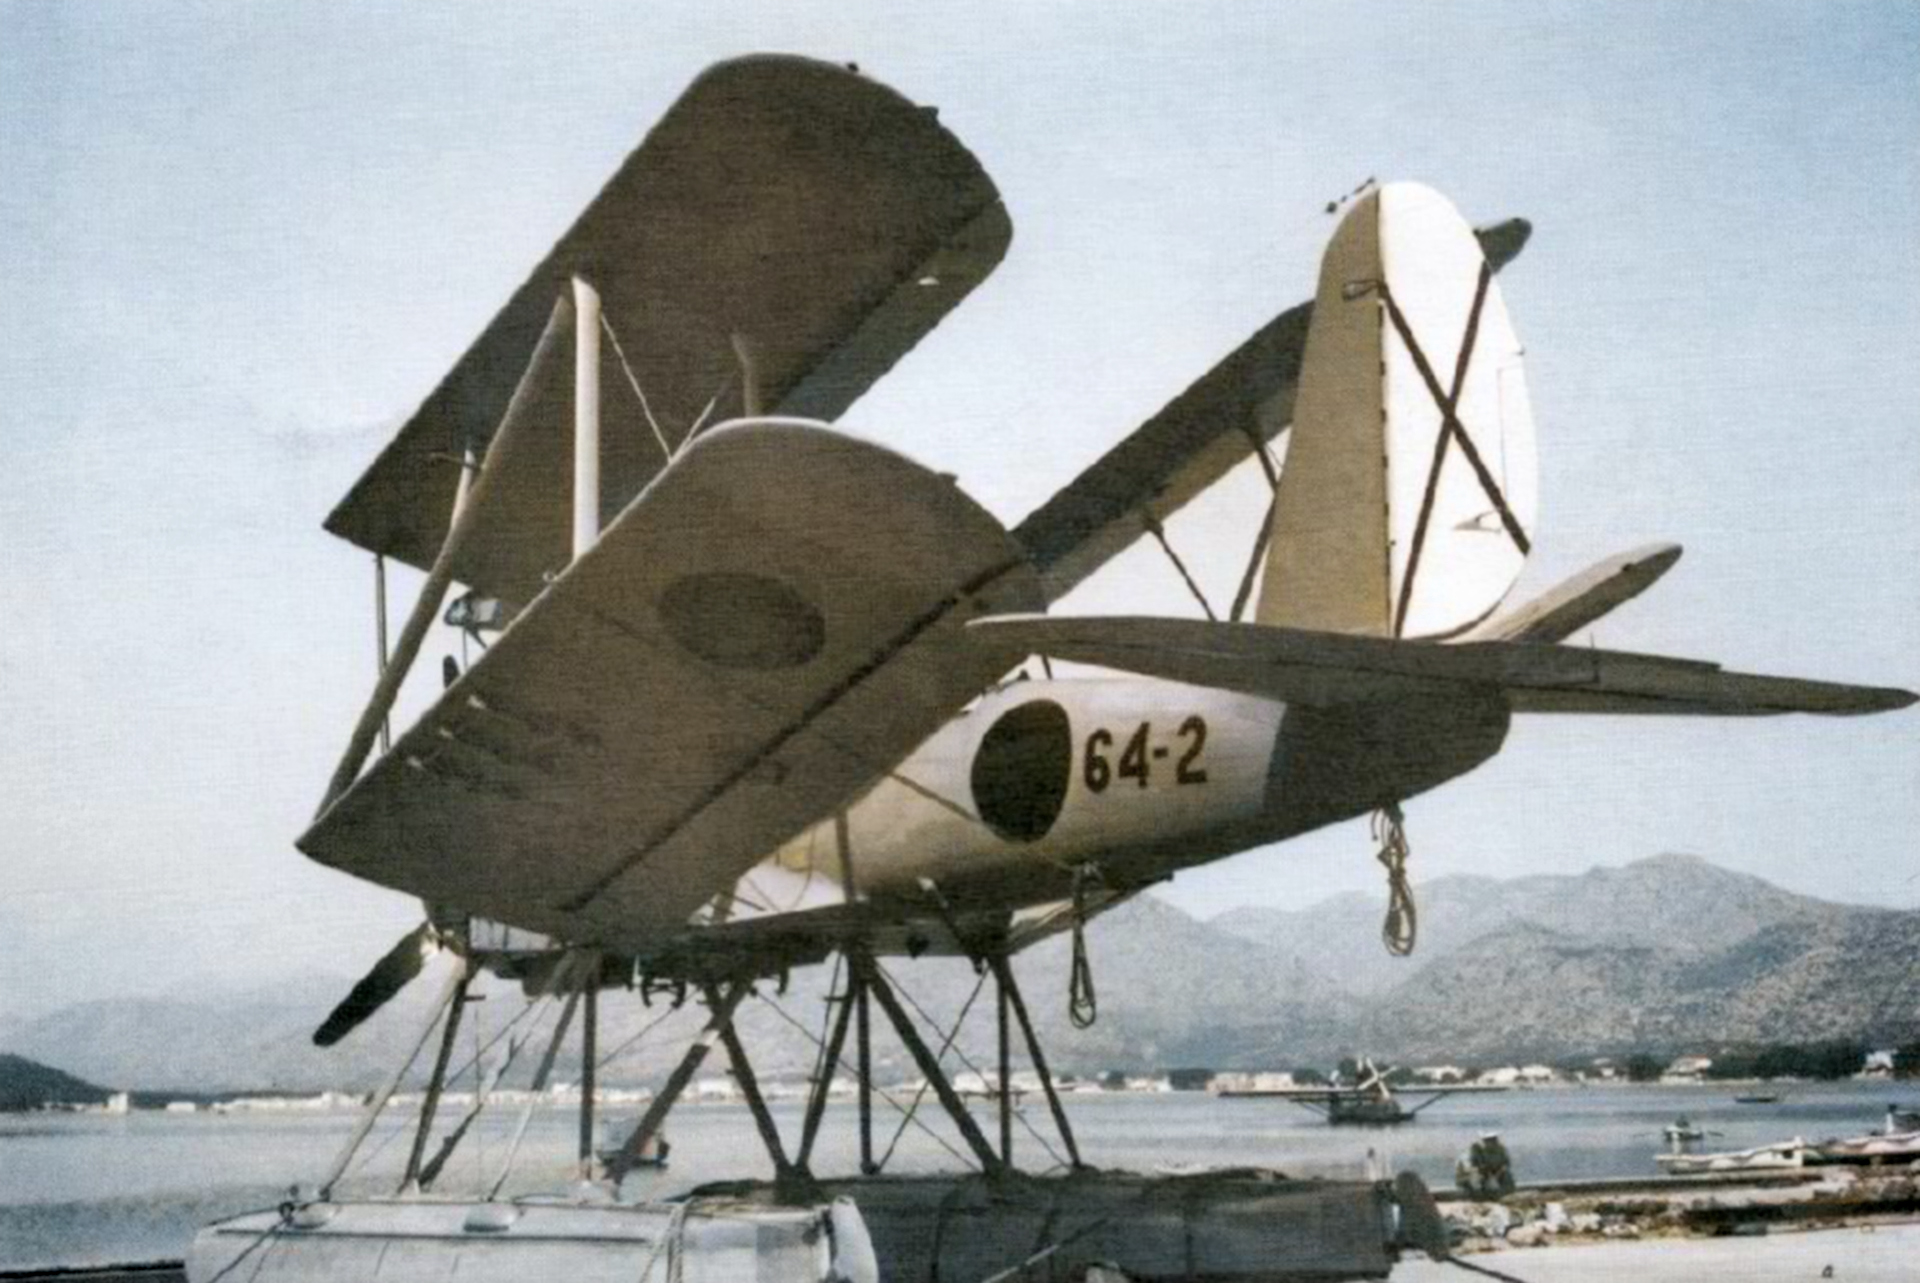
[3,854,1914,1092]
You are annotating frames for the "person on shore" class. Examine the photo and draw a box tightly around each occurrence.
[1456,1132,1515,1197]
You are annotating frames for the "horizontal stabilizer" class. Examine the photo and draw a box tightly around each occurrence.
[1463,543,1682,642]
[969,615,1917,717]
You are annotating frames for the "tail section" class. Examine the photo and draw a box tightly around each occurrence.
[1258,183,1538,640]
[1464,543,1682,643]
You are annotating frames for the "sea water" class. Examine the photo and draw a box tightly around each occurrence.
[0,1081,1908,1271]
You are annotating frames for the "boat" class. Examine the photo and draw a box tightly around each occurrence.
[1734,1092,1784,1104]
[1662,1118,1707,1143]
[1654,1137,1806,1174]
[1808,1129,1920,1168]
[596,1123,670,1171]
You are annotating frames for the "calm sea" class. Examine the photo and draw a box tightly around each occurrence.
[1,1081,1909,1271]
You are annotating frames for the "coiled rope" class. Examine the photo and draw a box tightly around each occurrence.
[1373,804,1417,957]
[1069,864,1101,1029]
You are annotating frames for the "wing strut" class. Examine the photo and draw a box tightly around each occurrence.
[572,278,602,560]
[316,296,574,816]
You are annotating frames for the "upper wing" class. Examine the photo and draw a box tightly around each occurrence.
[324,55,1010,606]
[970,615,1916,716]
[302,422,1041,954]
[1012,219,1532,605]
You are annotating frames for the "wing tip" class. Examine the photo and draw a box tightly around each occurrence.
[1851,685,1919,714]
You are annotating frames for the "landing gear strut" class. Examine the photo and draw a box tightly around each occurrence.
[604,945,1086,1194]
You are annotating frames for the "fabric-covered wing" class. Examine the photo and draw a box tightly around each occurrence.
[302,422,1041,954]
[1013,219,1532,605]
[969,615,1917,716]
[325,55,1010,606]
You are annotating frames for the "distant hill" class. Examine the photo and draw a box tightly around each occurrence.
[1214,853,1842,997]
[1355,904,1920,1063]
[0,897,1354,1091]
[3,856,1914,1087]
[0,1052,110,1110]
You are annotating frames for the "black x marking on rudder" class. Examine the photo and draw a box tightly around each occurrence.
[1380,262,1532,638]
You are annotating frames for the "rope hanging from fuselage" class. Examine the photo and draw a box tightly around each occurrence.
[1373,803,1417,956]
[1068,864,1101,1029]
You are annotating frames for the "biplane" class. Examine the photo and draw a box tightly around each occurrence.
[297,54,1914,1187]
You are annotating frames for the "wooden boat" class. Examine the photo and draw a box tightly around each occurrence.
[1654,1137,1806,1174]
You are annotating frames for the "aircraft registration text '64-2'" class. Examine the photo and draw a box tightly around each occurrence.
[1082,717,1211,793]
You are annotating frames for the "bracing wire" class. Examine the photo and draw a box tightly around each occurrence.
[595,1002,680,1071]
[752,990,975,1169]
[1229,495,1278,623]
[883,963,1068,1171]
[599,311,675,464]
[1143,513,1217,621]
[874,965,988,1170]
[352,990,554,1191]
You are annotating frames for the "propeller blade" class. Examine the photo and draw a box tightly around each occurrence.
[313,923,434,1047]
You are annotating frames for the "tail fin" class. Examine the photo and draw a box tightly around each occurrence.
[1257,183,1538,640]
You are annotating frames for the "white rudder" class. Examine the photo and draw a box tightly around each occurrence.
[1258,183,1537,640]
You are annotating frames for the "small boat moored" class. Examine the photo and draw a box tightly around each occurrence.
[1808,1129,1920,1168]
[1661,1117,1708,1145]
[1654,1137,1806,1175]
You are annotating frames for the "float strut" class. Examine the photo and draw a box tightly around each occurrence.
[989,952,1084,1169]
[710,988,803,1189]
[863,962,1007,1177]
[606,982,748,1184]
[854,958,876,1175]
[577,956,599,1178]
[997,965,1014,1165]
[797,972,857,1173]
[320,961,468,1200]
[401,958,475,1190]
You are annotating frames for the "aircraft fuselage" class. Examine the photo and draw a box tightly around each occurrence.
[753,674,1510,933]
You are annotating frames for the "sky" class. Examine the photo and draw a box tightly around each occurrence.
[1,1,1916,1020]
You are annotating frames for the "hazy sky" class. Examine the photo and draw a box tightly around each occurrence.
[3,2,1916,1020]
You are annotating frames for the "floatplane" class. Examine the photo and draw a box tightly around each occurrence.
[191,54,1913,1283]
[1218,1059,1506,1126]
